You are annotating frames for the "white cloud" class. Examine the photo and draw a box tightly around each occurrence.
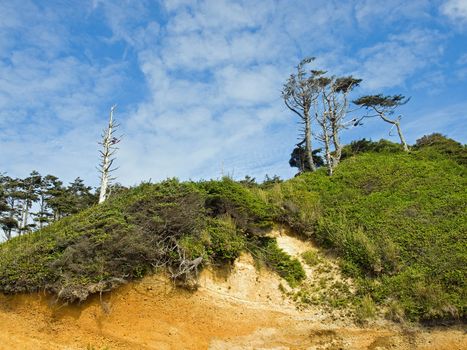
[0,2,127,185]
[441,0,467,24]
[355,0,431,26]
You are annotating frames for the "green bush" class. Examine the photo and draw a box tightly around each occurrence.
[301,250,320,266]
[197,177,273,233]
[341,138,403,160]
[249,236,306,287]
[414,133,467,165]
[205,217,245,263]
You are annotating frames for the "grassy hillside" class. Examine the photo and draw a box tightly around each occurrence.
[0,136,465,323]
[268,137,466,322]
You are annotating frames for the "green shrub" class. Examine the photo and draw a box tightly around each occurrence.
[301,250,320,266]
[341,138,403,160]
[249,237,305,287]
[205,216,245,263]
[414,133,467,165]
[197,177,273,233]
[355,295,377,322]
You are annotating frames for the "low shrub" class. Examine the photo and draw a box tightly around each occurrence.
[249,236,306,287]
[301,250,320,266]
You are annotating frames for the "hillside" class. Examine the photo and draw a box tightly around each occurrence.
[0,137,466,326]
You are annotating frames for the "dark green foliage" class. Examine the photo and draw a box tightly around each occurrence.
[205,217,245,263]
[198,177,273,233]
[353,94,409,109]
[341,139,403,160]
[289,147,325,171]
[260,174,283,189]
[0,177,285,302]
[0,172,98,239]
[414,133,466,165]
[248,236,306,287]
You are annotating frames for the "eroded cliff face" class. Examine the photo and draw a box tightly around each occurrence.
[0,231,465,350]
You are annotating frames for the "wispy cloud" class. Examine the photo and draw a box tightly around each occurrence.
[441,0,467,25]
[355,29,444,90]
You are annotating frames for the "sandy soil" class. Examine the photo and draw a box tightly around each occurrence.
[0,231,465,350]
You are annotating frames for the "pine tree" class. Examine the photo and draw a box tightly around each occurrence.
[18,171,41,232]
[0,176,22,239]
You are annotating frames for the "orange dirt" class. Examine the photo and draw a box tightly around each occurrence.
[1,271,465,350]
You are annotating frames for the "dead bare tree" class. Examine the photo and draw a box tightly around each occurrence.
[98,105,121,204]
[353,94,410,152]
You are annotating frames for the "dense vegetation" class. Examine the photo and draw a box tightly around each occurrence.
[0,177,303,302]
[272,137,466,323]
[0,134,465,324]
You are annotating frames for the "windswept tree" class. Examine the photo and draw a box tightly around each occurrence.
[98,105,121,203]
[0,174,13,240]
[282,57,320,172]
[313,73,361,175]
[32,174,61,229]
[353,94,410,152]
[283,58,361,175]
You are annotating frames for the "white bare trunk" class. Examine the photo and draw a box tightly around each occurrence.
[379,112,409,152]
[99,105,117,204]
[20,200,28,231]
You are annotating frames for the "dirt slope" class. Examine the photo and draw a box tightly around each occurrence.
[0,231,465,350]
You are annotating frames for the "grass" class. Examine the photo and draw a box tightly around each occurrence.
[248,236,306,287]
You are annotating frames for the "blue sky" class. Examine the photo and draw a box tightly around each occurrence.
[0,0,466,186]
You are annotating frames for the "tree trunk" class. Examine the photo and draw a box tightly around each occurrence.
[98,106,116,204]
[324,130,333,176]
[331,120,342,169]
[395,121,409,152]
[379,112,409,152]
[304,110,316,172]
[39,196,45,229]
[20,200,28,232]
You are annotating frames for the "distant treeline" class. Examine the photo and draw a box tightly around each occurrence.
[0,173,104,240]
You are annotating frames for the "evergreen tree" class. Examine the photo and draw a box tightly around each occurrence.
[32,174,60,228]
[0,176,22,239]
[18,171,41,233]
[282,57,319,172]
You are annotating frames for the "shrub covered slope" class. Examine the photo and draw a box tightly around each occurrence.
[273,137,466,322]
[0,136,465,323]
[0,178,303,302]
